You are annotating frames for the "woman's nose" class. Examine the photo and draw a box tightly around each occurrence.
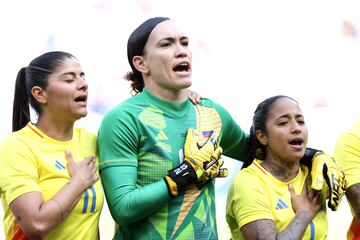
[175,44,188,57]
[77,78,88,90]
[292,122,301,133]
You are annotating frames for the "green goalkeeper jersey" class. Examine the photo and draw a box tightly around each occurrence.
[98,89,248,240]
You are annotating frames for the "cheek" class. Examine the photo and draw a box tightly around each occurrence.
[188,50,192,59]
[268,131,287,147]
[149,59,168,76]
[303,128,309,144]
[48,87,73,103]
[54,89,70,99]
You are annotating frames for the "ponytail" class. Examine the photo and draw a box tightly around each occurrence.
[12,67,30,132]
[11,51,75,131]
[242,126,266,168]
[124,71,144,96]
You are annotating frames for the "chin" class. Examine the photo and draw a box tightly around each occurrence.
[77,111,88,118]
[181,79,192,89]
[295,153,305,161]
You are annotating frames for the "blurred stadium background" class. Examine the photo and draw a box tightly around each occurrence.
[0,0,359,239]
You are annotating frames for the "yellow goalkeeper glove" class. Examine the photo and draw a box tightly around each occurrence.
[204,159,228,180]
[186,129,226,182]
[183,128,223,179]
[305,149,346,211]
[164,128,222,197]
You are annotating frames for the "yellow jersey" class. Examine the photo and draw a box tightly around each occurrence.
[334,121,360,240]
[226,159,328,240]
[0,122,103,240]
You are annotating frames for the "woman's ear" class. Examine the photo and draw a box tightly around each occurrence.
[256,130,268,146]
[31,86,47,104]
[132,56,149,75]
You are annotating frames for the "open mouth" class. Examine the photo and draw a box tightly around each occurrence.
[74,95,87,103]
[173,62,190,72]
[289,138,303,146]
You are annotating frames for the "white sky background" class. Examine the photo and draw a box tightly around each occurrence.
[0,0,359,239]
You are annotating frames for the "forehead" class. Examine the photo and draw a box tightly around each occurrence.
[147,20,187,43]
[54,57,81,74]
[268,98,302,119]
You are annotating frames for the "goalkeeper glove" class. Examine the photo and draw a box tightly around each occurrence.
[183,128,223,179]
[187,129,226,182]
[303,148,346,211]
[204,159,228,180]
[164,128,222,197]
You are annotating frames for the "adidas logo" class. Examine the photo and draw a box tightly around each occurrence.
[275,198,288,210]
[156,130,168,141]
[54,160,66,170]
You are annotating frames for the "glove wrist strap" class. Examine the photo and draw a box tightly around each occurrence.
[165,161,197,197]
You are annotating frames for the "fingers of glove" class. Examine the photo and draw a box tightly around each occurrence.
[211,159,227,178]
[217,159,224,167]
[327,167,346,211]
[327,155,347,199]
[217,168,228,178]
[206,159,224,172]
[204,159,228,178]
[204,159,221,178]
[322,154,346,189]
[204,167,228,178]
[328,193,341,211]
[211,146,223,161]
[315,153,346,211]
[204,147,223,170]
[321,164,336,211]
[317,152,341,168]
[310,153,325,191]
[205,168,218,178]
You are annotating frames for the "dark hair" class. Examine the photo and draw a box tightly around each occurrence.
[242,95,297,168]
[124,17,169,95]
[12,51,76,132]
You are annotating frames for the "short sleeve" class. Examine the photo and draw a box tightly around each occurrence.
[0,136,41,205]
[334,130,360,189]
[226,171,273,230]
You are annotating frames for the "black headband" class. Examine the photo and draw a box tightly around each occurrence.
[127,17,169,74]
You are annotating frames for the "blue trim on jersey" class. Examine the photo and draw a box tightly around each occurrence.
[90,186,96,213]
[309,221,315,240]
[82,189,89,213]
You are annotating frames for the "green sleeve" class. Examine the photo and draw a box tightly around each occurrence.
[98,107,139,169]
[98,105,170,224]
[201,98,249,161]
[101,165,170,225]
